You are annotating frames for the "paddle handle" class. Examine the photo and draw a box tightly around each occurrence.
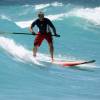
[12,32,60,37]
[0,32,60,37]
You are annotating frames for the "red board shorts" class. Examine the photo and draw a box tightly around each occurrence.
[34,32,53,47]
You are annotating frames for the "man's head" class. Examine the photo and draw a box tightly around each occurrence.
[38,11,44,20]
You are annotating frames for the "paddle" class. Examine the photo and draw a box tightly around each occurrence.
[0,32,60,37]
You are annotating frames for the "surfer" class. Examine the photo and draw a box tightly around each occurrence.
[29,11,59,62]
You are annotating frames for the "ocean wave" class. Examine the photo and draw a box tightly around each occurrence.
[1,0,100,7]
[0,36,43,66]
[15,13,66,28]
[0,36,65,66]
[15,15,64,28]
[34,3,50,10]
[0,14,11,21]
[34,2,63,10]
[15,20,33,28]
[0,36,97,68]
[68,7,100,26]
[15,6,100,28]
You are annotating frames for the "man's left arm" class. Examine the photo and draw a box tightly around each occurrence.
[47,19,58,36]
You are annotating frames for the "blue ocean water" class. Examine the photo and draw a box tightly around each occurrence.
[0,0,100,100]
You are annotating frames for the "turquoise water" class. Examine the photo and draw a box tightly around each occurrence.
[0,1,100,100]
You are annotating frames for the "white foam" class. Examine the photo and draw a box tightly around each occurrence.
[34,2,63,10]
[35,4,50,10]
[0,36,97,68]
[46,13,65,21]
[0,14,11,21]
[15,20,33,28]
[15,6,100,29]
[67,7,100,25]
[51,2,63,7]
[0,36,43,66]
[77,64,97,69]
[0,36,72,65]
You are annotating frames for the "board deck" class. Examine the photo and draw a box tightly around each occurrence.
[52,60,96,67]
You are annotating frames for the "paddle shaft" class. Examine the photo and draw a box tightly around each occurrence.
[0,32,60,37]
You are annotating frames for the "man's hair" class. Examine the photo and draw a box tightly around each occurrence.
[38,11,44,16]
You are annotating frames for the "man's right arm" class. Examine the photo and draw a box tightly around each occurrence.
[29,20,37,34]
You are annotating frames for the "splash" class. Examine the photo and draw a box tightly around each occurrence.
[0,36,43,66]
[0,36,97,69]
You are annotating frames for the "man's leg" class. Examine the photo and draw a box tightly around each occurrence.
[45,33,54,62]
[33,33,44,57]
[49,43,54,62]
[33,46,38,57]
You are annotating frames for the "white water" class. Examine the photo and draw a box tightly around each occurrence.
[34,2,63,10]
[0,36,43,66]
[68,7,100,26]
[0,36,96,68]
[15,6,100,28]
[0,14,11,21]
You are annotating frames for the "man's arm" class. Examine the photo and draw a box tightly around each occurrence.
[29,25,33,33]
[29,20,36,34]
[47,19,57,35]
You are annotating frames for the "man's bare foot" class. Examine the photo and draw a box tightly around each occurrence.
[33,53,36,57]
[51,58,54,62]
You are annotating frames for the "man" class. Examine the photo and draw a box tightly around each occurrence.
[29,11,59,62]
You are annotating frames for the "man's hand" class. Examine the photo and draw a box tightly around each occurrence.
[32,32,36,35]
[54,34,60,37]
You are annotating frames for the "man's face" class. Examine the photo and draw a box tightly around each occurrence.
[38,14,44,21]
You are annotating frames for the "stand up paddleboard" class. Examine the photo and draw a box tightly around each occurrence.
[52,60,96,67]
